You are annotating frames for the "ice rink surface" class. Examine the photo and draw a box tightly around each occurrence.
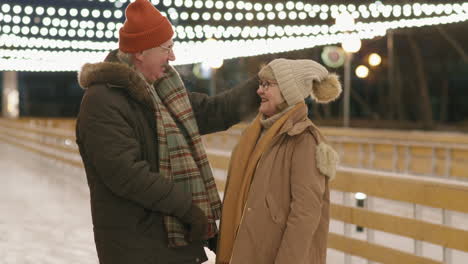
[0,143,98,264]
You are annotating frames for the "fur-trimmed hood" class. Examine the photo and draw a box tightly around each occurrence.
[77,50,155,109]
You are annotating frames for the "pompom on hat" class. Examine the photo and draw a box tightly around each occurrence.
[119,0,174,53]
[259,59,342,105]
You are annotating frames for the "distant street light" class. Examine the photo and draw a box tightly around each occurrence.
[341,35,361,127]
[356,65,369,79]
[336,11,361,127]
[369,53,382,67]
[342,35,362,53]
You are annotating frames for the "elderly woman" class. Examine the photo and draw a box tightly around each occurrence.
[216,59,341,264]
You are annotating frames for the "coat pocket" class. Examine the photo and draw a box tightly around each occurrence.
[265,194,285,224]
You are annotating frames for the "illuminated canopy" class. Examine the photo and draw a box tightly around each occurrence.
[1,0,467,71]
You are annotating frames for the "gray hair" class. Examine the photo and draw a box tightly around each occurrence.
[117,47,159,67]
[116,50,135,67]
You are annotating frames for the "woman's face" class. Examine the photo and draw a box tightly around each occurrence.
[257,79,285,117]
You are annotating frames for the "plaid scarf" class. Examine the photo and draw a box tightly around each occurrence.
[146,66,222,247]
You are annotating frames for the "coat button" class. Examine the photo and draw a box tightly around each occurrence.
[196,258,200,262]
[247,207,252,212]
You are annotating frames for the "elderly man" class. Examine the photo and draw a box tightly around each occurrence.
[75,0,259,263]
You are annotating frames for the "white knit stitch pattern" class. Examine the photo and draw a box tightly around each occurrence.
[268,58,337,105]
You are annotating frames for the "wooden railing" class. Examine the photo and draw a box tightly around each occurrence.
[203,125,468,180]
[5,118,468,181]
[329,168,468,264]
[1,118,468,264]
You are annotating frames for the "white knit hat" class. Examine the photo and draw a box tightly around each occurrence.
[260,58,342,105]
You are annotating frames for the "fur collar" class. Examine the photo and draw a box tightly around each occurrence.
[77,50,154,110]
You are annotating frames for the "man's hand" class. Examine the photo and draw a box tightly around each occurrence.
[180,204,208,242]
[207,233,218,252]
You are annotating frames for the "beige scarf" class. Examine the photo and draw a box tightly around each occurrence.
[216,103,304,263]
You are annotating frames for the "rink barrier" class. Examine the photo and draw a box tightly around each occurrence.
[331,169,468,250]
[2,119,468,263]
[331,169,468,214]
[2,117,468,179]
[7,117,76,130]
[327,138,468,180]
[328,233,441,264]
[204,126,468,180]
[0,119,81,167]
[0,118,74,140]
[330,203,468,252]
[0,133,82,168]
[0,128,77,154]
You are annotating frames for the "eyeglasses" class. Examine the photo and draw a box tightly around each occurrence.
[159,43,174,54]
[258,80,278,92]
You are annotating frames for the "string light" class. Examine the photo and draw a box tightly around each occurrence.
[1,30,383,71]
[0,2,464,25]
[1,2,468,72]
[1,11,466,47]
[50,0,468,17]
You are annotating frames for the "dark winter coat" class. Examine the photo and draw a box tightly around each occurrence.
[76,50,259,264]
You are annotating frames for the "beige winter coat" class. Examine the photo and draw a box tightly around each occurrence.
[228,105,336,264]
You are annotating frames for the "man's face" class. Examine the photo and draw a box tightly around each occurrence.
[135,39,176,83]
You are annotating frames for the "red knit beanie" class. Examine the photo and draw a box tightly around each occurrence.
[119,0,174,53]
